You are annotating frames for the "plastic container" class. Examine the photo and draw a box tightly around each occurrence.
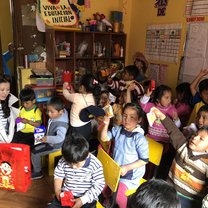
[32,86,55,102]
[30,78,54,86]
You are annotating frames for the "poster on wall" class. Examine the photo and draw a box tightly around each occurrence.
[185,0,208,16]
[149,63,168,86]
[38,0,78,27]
[145,24,182,63]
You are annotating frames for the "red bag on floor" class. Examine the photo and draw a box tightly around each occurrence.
[0,143,31,192]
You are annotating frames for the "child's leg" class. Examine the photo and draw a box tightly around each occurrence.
[48,197,68,208]
[31,143,53,173]
[116,182,128,208]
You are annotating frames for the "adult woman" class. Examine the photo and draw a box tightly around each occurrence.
[0,77,19,143]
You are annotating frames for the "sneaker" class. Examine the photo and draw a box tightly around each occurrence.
[31,171,43,180]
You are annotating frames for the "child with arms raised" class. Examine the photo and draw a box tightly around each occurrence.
[31,96,69,179]
[100,103,149,208]
[48,133,105,208]
[152,107,208,208]
[12,87,42,148]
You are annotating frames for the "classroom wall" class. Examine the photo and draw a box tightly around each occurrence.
[0,0,13,73]
[128,0,187,90]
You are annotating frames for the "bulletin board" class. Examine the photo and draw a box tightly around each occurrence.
[145,24,182,63]
[180,22,208,83]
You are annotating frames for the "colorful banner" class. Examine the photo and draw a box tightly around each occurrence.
[38,0,78,27]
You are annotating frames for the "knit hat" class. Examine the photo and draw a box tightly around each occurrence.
[79,105,106,122]
[132,52,148,70]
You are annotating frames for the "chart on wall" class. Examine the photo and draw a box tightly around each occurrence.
[181,22,208,83]
[145,24,182,63]
[185,0,208,16]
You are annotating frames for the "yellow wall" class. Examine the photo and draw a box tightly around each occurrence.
[128,0,187,90]
[0,0,13,73]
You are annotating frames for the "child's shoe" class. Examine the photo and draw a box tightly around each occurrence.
[31,171,43,180]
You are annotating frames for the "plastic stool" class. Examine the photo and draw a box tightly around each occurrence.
[48,149,62,176]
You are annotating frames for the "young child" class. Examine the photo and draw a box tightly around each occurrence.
[139,84,180,179]
[127,179,180,208]
[107,65,144,102]
[63,74,100,141]
[183,105,208,138]
[100,103,149,208]
[152,107,208,208]
[31,96,69,179]
[12,87,42,148]
[174,82,193,128]
[188,69,208,124]
[48,133,105,208]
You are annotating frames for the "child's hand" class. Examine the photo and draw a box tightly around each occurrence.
[41,136,47,143]
[150,107,166,120]
[172,111,179,121]
[198,69,208,78]
[146,87,153,97]
[21,118,28,124]
[72,198,83,208]
[103,115,110,126]
[127,82,136,92]
[120,165,128,176]
[55,190,61,201]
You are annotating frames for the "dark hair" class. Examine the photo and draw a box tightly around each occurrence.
[0,78,11,118]
[199,79,208,94]
[62,132,89,164]
[127,179,180,208]
[19,87,35,102]
[197,105,208,117]
[176,82,192,105]
[153,85,172,104]
[80,74,101,101]
[124,65,138,80]
[197,125,208,134]
[47,96,65,111]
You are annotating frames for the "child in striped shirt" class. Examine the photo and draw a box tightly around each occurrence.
[48,133,105,208]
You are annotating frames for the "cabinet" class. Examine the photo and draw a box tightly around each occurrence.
[46,28,126,89]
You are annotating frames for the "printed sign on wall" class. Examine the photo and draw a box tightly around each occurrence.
[38,0,78,27]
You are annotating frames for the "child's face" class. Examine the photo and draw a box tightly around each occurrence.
[0,82,10,101]
[158,91,172,107]
[122,71,132,81]
[22,100,35,110]
[189,130,208,152]
[200,89,208,104]
[122,107,140,131]
[135,60,144,70]
[47,105,63,119]
[197,111,208,128]
[99,93,109,107]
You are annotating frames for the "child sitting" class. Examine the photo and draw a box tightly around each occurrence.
[152,107,208,208]
[31,96,69,179]
[100,103,148,208]
[12,87,42,148]
[48,133,105,208]
[107,65,144,102]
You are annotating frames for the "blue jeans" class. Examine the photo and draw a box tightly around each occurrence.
[178,194,202,208]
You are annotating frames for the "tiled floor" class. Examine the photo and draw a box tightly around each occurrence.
[0,171,54,208]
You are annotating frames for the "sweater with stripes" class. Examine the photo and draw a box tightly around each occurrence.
[54,153,105,205]
[162,117,208,200]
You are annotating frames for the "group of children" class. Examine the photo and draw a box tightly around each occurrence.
[5,57,208,208]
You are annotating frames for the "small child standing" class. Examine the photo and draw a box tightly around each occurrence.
[48,133,105,208]
[152,107,208,208]
[31,96,69,179]
[12,87,42,148]
[100,103,149,208]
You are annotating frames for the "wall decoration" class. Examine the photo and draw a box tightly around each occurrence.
[155,0,168,16]
[38,0,78,27]
[185,0,208,16]
[145,24,182,63]
[149,63,168,85]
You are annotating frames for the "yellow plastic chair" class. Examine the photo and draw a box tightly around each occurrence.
[96,148,121,208]
[125,137,163,196]
[48,149,62,176]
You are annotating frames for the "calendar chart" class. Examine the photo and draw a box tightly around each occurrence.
[145,24,182,63]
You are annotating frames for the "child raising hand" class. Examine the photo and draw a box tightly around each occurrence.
[100,103,148,208]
